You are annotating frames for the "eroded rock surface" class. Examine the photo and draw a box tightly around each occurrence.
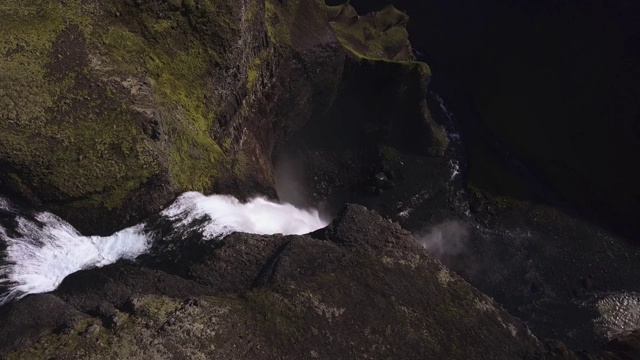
[0,205,541,359]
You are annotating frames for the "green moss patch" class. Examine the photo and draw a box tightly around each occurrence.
[0,0,246,218]
[0,2,158,210]
[5,318,105,360]
[100,8,228,191]
[265,0,293,45]
[243,289,305,343]
[132,295,182,320]
[326,4,411,61]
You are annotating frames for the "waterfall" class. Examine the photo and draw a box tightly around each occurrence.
[0,192,328,306]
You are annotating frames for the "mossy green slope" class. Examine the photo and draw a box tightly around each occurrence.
[0,1,157,209]
[0,0,445,232]
[99,2,230,192]
[0,0,269,232]
[322,4,448,156]
[326,4,411,60]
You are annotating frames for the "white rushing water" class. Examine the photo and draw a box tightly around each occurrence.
[0,216,148,306]
[162,192,327,240]
[0,192,328,306]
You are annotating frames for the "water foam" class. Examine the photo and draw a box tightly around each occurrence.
[0,212,149,306]
[162,192,327,239]
[0,193,328,305]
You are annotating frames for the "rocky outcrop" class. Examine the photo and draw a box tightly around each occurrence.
[0,0,446,235]
[0,205,541,359]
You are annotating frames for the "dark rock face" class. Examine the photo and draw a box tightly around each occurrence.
[280,47,640,356]
[266,2,640,356]
[452,203,640,352]
[0,0,446,236]
[345,0,640,243]
[0,294,89,353]
[604,330,640,360]
[0,205,542,359]
[275,84,640,354]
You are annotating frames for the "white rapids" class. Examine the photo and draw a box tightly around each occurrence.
[0,192,328,306]
[161,192,327,240]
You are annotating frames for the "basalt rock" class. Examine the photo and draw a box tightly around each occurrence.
[0,204,541,359]
[0,1,446,235]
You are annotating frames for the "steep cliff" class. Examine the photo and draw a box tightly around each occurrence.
[0,0,446,234]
